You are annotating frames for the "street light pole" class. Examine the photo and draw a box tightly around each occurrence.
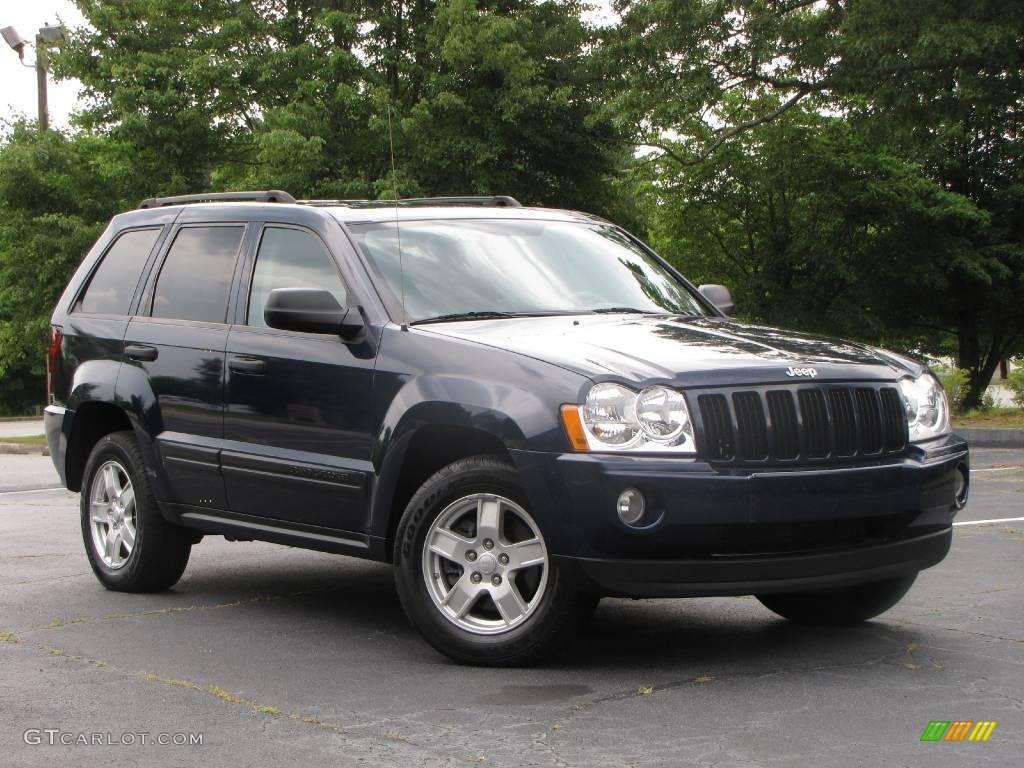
[35,33,49,132]
[2,23,64,132]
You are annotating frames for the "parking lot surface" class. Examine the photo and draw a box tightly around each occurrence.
[1,448,1021,767]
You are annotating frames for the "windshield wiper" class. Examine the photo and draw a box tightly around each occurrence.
[411,311,520,325]
[587,307,658,314]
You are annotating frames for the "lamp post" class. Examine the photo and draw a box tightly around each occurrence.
[2,23,66,131]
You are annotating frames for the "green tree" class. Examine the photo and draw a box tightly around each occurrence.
[56,0,624,207]
[0,124,124,412]
[605,0,1024,407]
[638,102,988,339]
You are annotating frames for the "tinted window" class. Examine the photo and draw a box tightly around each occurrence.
[78,228,161,315]
[348,219,707,322]
[248,227,347,328]
[151,226,244,323]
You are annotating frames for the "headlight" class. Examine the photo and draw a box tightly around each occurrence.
[898,373,950,442]
[564,383,696,453]
[580,383,639,445]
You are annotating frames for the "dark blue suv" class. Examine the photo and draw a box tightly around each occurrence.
[44,191,970,665]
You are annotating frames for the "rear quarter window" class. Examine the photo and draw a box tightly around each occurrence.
[76,228,162,315]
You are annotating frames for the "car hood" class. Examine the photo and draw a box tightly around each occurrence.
[418,314,920,387]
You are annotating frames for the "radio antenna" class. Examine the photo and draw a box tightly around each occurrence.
[386,102,408,330]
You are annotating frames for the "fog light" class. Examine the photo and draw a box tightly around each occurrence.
[617,488,645,526]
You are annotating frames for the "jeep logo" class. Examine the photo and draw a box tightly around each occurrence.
[785,366,818,378]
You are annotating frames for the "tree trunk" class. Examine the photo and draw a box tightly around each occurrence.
[957,314,1005,410]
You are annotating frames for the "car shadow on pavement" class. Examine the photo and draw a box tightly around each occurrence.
[156,554,930,673]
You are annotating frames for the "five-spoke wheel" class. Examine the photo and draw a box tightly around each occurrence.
[423,493,548,634]
[394,455,596,666]
[88,460,138,569]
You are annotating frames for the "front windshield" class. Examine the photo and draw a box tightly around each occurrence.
[347,218,708,323]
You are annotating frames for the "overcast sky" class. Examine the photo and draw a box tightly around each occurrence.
[2,1,616,131]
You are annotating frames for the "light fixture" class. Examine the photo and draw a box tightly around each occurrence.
[37,24,65,45]
[1,26,29,57]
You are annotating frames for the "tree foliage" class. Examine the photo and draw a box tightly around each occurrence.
[0,0,1021,413]
[606,0,1024,407]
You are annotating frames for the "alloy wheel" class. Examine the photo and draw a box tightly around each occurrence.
[422,493,548,635]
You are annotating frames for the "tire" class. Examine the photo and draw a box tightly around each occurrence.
[80,430,191,592]
[393,455,592,666]
[756,573,918,626]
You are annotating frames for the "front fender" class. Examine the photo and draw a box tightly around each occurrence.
[369,385,533,543]
[376,377,535,458]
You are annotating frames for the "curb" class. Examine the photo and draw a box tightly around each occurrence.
[956,427,1024,448]
[0,443,49,456]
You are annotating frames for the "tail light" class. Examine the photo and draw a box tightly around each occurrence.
[47,326,63,403]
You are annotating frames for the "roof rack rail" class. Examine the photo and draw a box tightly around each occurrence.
[137,190,297,209]
[401,196,522,208]
[299,195,523,209]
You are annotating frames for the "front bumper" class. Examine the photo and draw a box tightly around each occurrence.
[557,527,951,597]
[512,434,968,598]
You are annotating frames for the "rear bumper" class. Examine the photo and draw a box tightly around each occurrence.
[557,527,952,598]
[43,405,70,486]
[512,434,968,597]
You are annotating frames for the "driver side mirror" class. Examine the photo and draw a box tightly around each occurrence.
[264,287,364,340]
[698,284,736,316]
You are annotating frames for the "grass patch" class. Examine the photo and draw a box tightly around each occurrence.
[0,435,46,446]
[953,408,1024,428]
[206,685,244,704]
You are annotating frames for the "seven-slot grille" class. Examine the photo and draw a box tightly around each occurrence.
[694,384,907,465]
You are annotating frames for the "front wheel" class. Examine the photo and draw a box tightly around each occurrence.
[393,456,592,666]
[756,573,918,626]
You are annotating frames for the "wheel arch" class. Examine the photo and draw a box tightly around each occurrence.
[371,406,522,561]
[64,401,134,492]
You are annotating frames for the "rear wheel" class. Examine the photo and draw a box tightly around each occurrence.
[80,431,191,592]
[756,573,918,626]
[393,456,592,666]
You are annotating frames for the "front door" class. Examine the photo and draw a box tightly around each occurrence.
[223,224,376,531]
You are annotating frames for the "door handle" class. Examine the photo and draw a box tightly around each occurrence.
[229,357,266,375]
[125,344,158,362]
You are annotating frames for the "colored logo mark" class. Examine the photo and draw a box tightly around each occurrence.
[920,721,997,742]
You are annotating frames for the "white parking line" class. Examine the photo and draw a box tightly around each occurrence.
[0,486,64,496]
[971,467,1021,473]
[954,516,1024,527]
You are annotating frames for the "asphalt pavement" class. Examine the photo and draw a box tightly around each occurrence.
[1,449,1021,767]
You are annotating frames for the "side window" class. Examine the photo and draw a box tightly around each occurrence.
[151,226,244,323]
[247,227,347,328]
[77,228,161,315]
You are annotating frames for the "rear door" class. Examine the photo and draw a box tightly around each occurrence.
[222,223,376,531]
[124,221,249,508]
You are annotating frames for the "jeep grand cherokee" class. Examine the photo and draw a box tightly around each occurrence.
[44,191,970,665]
